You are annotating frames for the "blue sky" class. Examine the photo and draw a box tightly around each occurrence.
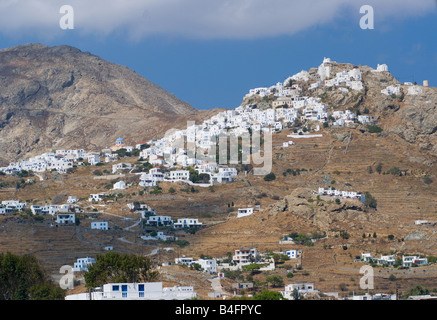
[0,1,436,110]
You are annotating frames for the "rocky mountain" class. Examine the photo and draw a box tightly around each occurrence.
[0,43,215,165]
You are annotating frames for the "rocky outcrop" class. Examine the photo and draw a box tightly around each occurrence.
[267,189,371,232]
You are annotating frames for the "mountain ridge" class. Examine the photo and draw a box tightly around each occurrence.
[0,43,215,165]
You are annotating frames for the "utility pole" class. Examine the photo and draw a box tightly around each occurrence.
[300,251,303,269]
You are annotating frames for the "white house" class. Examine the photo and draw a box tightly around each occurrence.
[173,218,203,229]
[381,84,401,96]
[89,193,105,202]
[282,283,318,300]
[168,170,190,181]
[112,163,132,173]
[375,64,389,72]
[145,215,173,227]
[65,282,197,300]
[376,255,396,266]
[91,221,109,230]
[141,232,176,241]
[415,220,430,225]
[361,253,374,262]
[2,200,26,211]
[175,257,194,266]
[232,247,259,264]
[31,205,70,216]
[237,207,254,218]
[87,154,101,165]
[285,250,298,259]
[56,213,76,224]
[139,167,164,187]
[73,257,96,272]
[113,180,126,190]
[195,259,217,274]
[402,256,428,267]
[67,196,78,204]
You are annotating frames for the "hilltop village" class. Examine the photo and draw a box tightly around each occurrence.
[1,58,436,301]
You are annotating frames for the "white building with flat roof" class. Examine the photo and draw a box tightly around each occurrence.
[73,257,96,272]
[237,207,254,218]
[65,282,197,300]
[56,213,76,225]
[173,218,203,229]
[91,221,109,230]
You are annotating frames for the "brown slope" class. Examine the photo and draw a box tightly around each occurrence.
[0,43,207,165]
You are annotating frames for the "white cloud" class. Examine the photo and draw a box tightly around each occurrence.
[0,0,435,40]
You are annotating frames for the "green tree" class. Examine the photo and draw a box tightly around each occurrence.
[423,176,433,185]
[191,263,203,271]
[364,192,377,209]
[263,172,276,181]
[265,275,284,288]
[387,167,401,176]
[367,125,383,133]
[376,163,383,174]
[242,263,261,275]
[339,230,350,239]
[406,285,429,298]
[84,252,158,288]
[253,290,284,300]
[0,252,65,300]
[292,288,300,300]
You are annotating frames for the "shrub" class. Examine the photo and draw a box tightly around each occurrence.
[387,167,401,176]
[340,230,350,239]
[376,163,383,174]
[253,290,284,300]
[367,125,383,133]
[263,172,276,181]
[92,170,103,176]
[364,192,377,209]
[424,176,433,185]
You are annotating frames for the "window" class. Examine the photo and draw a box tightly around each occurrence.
[139,292,144,298]
[122,285,127,292]
[112,285,119,291]
[138,284,144,291]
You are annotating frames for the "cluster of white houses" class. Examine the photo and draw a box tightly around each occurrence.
[361,253,429,267]
[128,58,387,187]
[137,164,238,188]
[0,149,94,175]
[0,200,27,213]
[1,58,386,182]
[144,215,204,229]
[317,187,365,203]
[174,256,218,274]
